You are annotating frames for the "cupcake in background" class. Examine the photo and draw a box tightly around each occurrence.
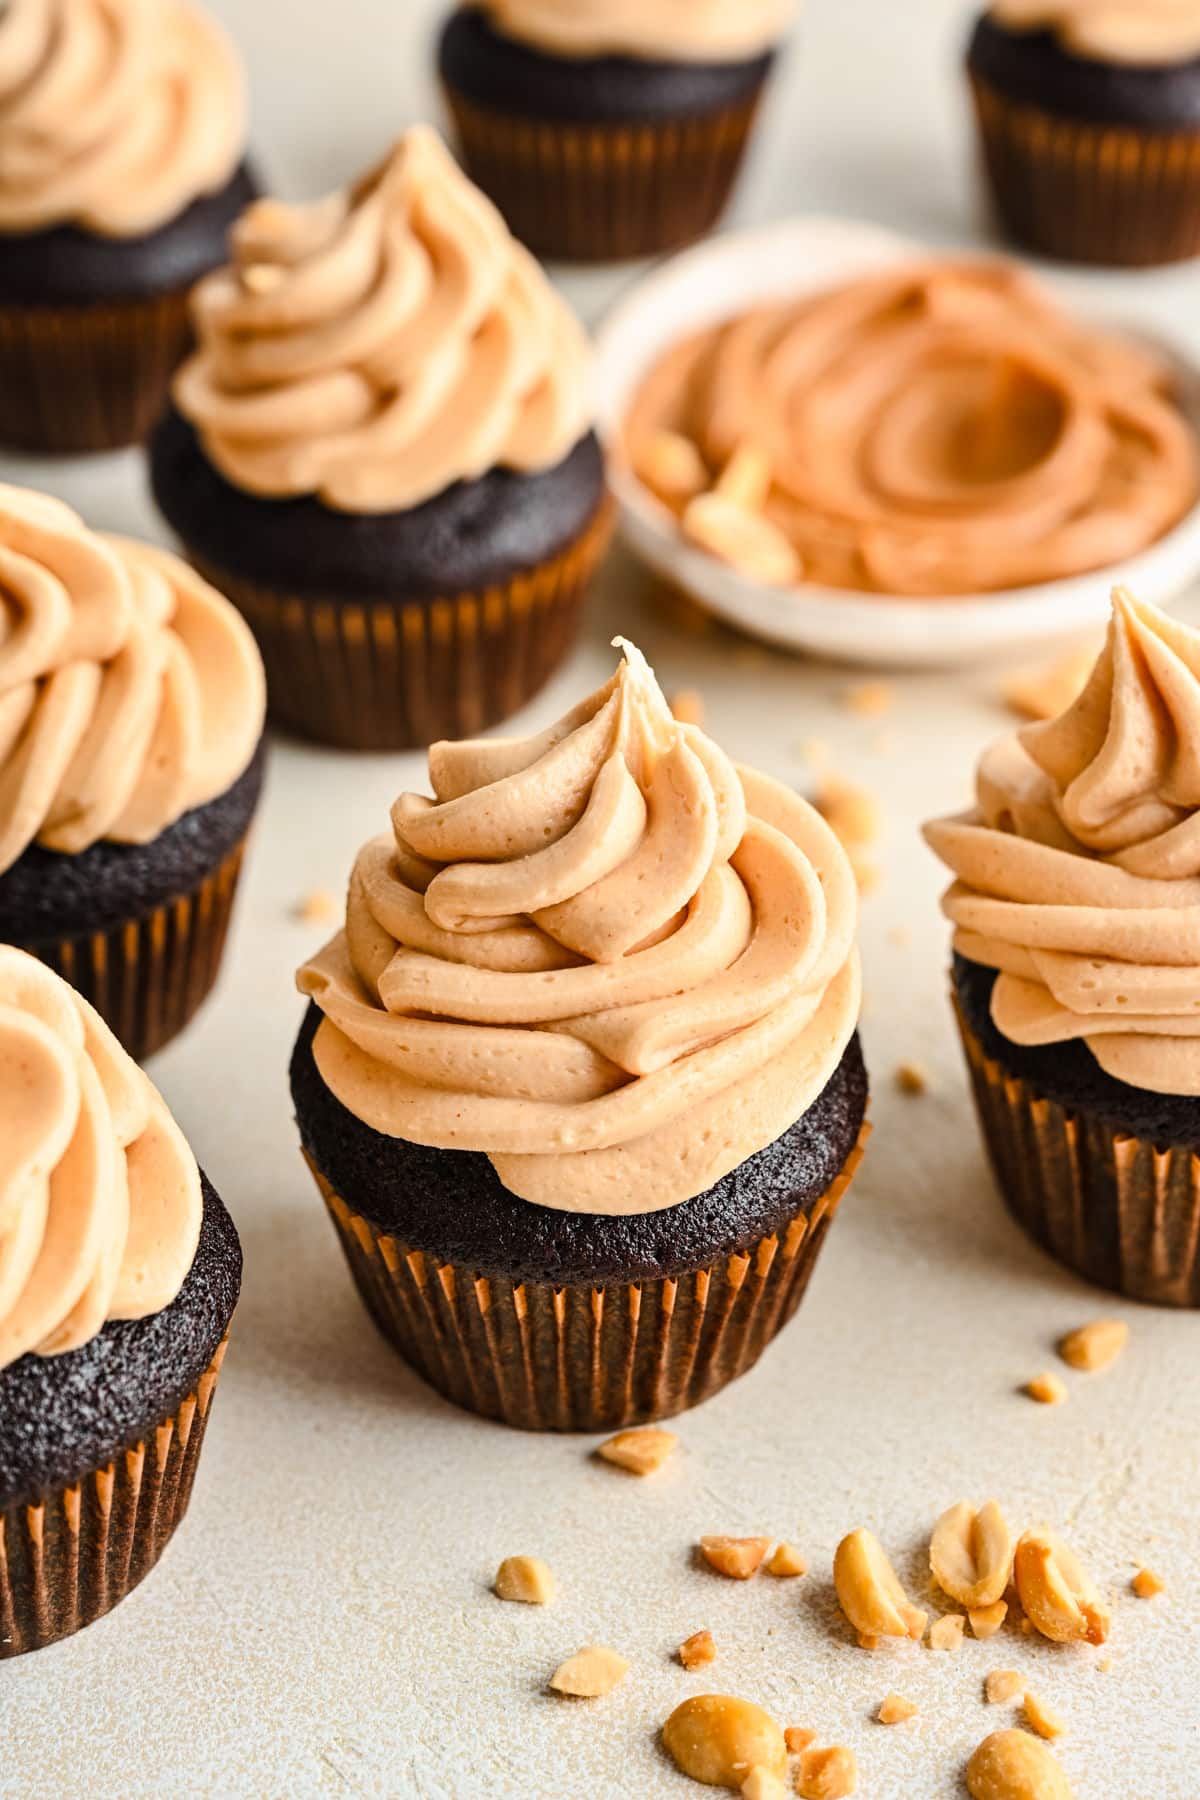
[967,2,1200,266]
[0,485,266,1061]
[0,947,242,1658]
[292,639,869,1430]
[152,127,611,751]
[438,0,796,262]
[926,588,1200,1307]
[0,0,256,452]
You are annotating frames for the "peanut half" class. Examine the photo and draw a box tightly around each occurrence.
[966,1728,1074,1799]
[1014,1531,1111,1647]
[548,1646,629,1698]
[662,1694,787,1790]
[834,1529,927,1646]
[596,1428,678,1476]
[930,1501,1013,1609]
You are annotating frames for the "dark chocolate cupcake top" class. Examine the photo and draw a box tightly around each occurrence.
[0,0,247,238]
[989,1,1200,66]
[0,947,204,1368]
[926,587,1200,1099]
[299,639,861,1216]
[173,127,593,514]
[469,0,795,62]
[0,484,266,875]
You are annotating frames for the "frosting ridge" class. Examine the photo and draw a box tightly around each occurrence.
[0,947,202,1370]
[925,588,1200,1095]
[0,0,246,237]
[298,640,861,1214]
[0,484,266,876]
[173,127,593,514]
[990,2,1200,68]
[473,0,796,62]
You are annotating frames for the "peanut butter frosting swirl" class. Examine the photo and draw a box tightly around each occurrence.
[625,261,1199,598]
[299,641,861,1215]
[173,127,593,515]
[991,1,1200,68]
[926,589,1200,1096]
[474,0,796,62]
[0,947,202,1370]
[0,484,265,877]
[0,0,246,238]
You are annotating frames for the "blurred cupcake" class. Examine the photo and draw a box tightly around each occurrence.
[926,587,1200,1307]
[0,485,266,1061]
[152,127,611,751]
[438,0,796,262]
[967,2,1200,265]
[0,947,242,1657]
[293,639,869,1430]
[0,0,256,452]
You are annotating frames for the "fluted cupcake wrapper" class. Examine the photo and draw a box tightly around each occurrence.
[442,87,767,262]
[186,501,612,752]
[0,290,193,454]
[13,835,248,1063]
[955,1002,1200,1308]
[0,1339,228,1659]
[970,77,1200,267]
[307,1124,869,1431]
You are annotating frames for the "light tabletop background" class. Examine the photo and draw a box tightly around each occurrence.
[4,1,1199,1794]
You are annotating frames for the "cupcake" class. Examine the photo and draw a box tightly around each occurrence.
[438,0,796,262]
[292,639,869,1430]
[151,128,611,753]
[926,588,1200,1307]
[0,485,266,1062]
[0,947,242,1657]
[0,0,256,452]
[967,3,1200,266]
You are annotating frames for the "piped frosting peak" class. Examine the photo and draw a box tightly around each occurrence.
[475,0,797,63]
[991,1,1200,68]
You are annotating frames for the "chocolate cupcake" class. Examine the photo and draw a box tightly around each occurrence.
[293,640,869,1430]
[0,948,242,1657]
[967,3,1200,265]
[438,1,796,262]
[0,484,266,1061]
[0,0,256,452]
[926,587,1200,1307]
[151,127,611,752]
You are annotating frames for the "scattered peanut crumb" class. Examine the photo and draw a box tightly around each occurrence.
[634,428,710,503]
[1025,1371,1068,1406]
[683,491,801,587]
[877,1694,918,1726]
[548,1646,629,1698]
[1132,1568,1165,1599]
[1058,1318,1129,1373]
[969,1601,1008,1640]
[699,1535,772,1580]
[816,776,879,849]
[678,1629,717,1671]
[670,689,705,728]
[797,1744,858,1799]
[741,1769,787,1800]
[766,1542,807,1579]
[842,681,893,719]
[293,888,338,925]
[1098,1656,1114,1673]
[785,1728,817,1755]
[596,1428,678,1476]
[986,1670,1025,1705]
[1002,642,1096,723]
[493,1556,554,1605]
[930,1614,966,1653]
[895,1061,929,1097]
[1023,1690,1066,1741]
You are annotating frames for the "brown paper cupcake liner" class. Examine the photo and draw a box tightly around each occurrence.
[0,290,193,454]
[0,1339,228,1659]
[15,835,248,1064]
[443,88,766,262]
[188,500,613,752]
[955,1002,1200,1308]
[970,77,1200,266]
[306,1123,869,1431]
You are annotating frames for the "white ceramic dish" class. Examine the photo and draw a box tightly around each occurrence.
[594,217,1200,667]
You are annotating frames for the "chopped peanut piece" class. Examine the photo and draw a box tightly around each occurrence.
[1132,1568,1165,1599]
[596,1428,678,1476]
[683,493,801,587]
[796,737,832,769]
[1058,1319,1128,1373]
[985,1670,1025,1705]
[716,442,773,511]
[895,1062,929,1096]
[877,1693,918,1725]
[242,262,284,295]
[700,1536,772,1581]
[1025,1371,1068,1406]
[815,776,879,849]
[679,1630,718,1671]
[293,888,338,925]
[931,1501,1014,1609]
[834,1529,927,1644]
[797,1745,858,1799]
[766,1542,807,1578]
[670,689,706,728]
[930,1614,966,1653]
[1024,1692,1066,1742]
[842,681,894,719]
[966,1729,1073,1800]
[742,1769,787,1800]
[493,1555,554,1605]
[785,1728,817,1755]
[662,1694,787,1789]
[1002,642,1096,723]
[548,1646,629,1698]
[635,429,710,503]
[970,1602,1009,1640]
[1014,1531,1110,1647]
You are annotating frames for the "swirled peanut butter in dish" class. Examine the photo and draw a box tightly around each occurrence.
[0,947,202,1368]
[926,587,1200,1096]
[624,261,1199,598]
[472,0,798,63]
[989,1,1200,67]
[298,639,861,1214]
[0,0,247,237]
[0,484,266,877]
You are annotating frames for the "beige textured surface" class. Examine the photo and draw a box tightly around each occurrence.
[3,1,1198,1794]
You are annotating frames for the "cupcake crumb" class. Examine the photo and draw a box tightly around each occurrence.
[985,1670,1024,1705]
[596,1427,678,1476]
[930,1614,966,1653]
[699,1536,772,1580]
[895,1061,929,1096]
[1023,1691,1066,1741]
[766,1542,807,1578]
[842,681,893,718]
[1132,1568,1165,1599]
[494,1556,554,1605]
[1058,1319,1128,1373]
[670,689,706,728]
[678,1629,717,1671]
[1024,1371,1068,1406]
[293,889,338,925]
[877,1693,918,1725]
[548,1646,629,1698]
